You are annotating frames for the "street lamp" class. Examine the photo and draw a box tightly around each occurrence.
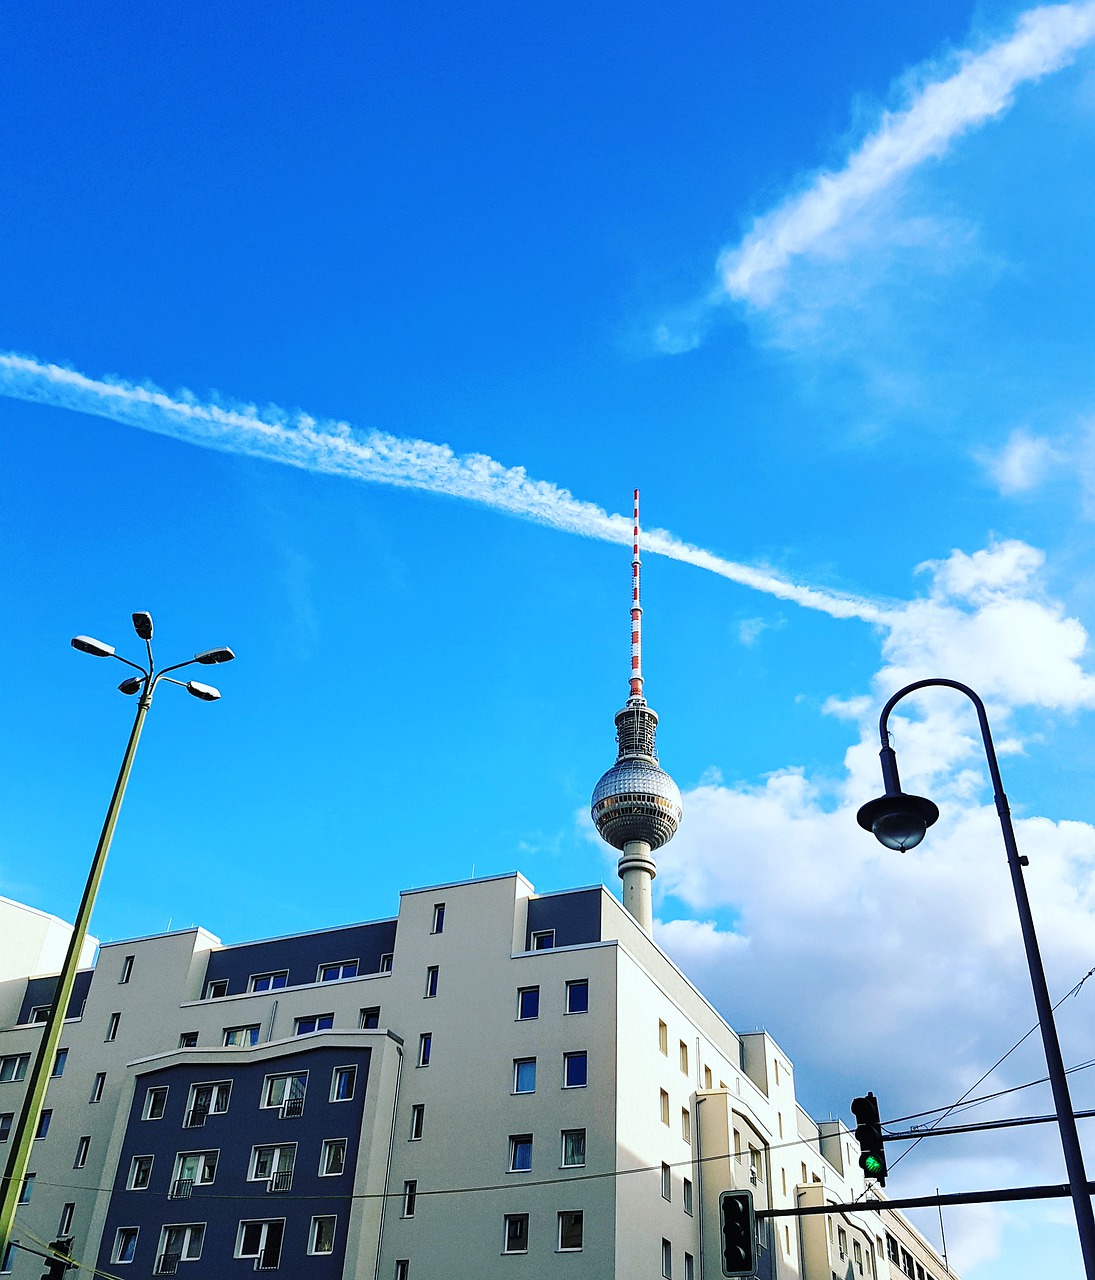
[0,614,234,1263]
[857,678,1095,1280]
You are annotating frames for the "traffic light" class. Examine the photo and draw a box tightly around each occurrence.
[41,1238,74,1279]
[719,1189,757,1277]
[851,1092,888,1187]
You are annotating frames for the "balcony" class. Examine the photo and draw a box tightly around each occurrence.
[169,1178,193,1200]
[279,1096,304,1119]
[268,1171,293,1193]
[156,1254,181,1275]
[184,1106,208,1129]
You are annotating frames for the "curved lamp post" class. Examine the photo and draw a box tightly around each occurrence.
[857,678,1095,1279]
[0,614,234,1263]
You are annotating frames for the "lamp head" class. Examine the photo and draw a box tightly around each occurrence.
[117,677,144,696]
[857,792,939,852]
[131,612,154,641]
[194,647,235,665]
[71,636,116,659]
[186,680,221,702]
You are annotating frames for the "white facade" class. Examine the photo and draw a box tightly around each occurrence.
[0,873,954,1280]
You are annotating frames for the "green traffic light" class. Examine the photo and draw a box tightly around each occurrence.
[864,1154,883,1176]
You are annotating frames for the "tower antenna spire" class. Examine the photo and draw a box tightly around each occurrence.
[591,489,682,937]
[630,488,643,701]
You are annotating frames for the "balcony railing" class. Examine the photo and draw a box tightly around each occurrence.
[169,1178,194,1200]
[269,1170,293,1193]
[156,1253,181,1275]
[279,1096,304,1118]
[184,1106,209,1128]
[255,1257,280,1271]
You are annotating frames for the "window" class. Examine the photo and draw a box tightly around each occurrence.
[662,1238,673,1277]
[331,1065,357,1101]
[684,1177,693,1214]
[309,1216,336,1255]
[504,1213,529,1254]
[432,903,445,933]
[223,1025,260,1047]
[557,1210,583,1252]
[74,1137,90,1168]
[90,1071,107,1104]
[250,971,288,993]
[262,1073,305,1114]
[295,1013,334,1035]
[172,1151,218,1196]
[532,929,555,950]
[659,1089,670,1125]
[517,986,539,1019]
[106,1011,121,1041]
[17,1172,34,1203]
[409,1105,424,1141]
[128,1155,153,1189]
[157,1223,204,1270]
[52,1048,68,1077]
[320,1138,346,1175]
[900,1249,915,1279]
[563,1051,587,1088]
[30,1005,50,1023]
[886,1235,899,1264]
[685,1253,695,1280]
[661,1162,671,1200]
[424,966,438,998]
[179,1032,198,1049]
[250,1144,296,1191]
[513,1058,536,1093]
[839,1227,848,1259]
[320,960,358,982]
[0,1115,10,1142]
[916,1265,925,1280]
[235,1221,283,1270]
[1,1243,15,1273]
[35,1109,51,1139]
[59,1203,74,1236]
[561,1128,585,1167]
[658,1020,668,1055]
[418,1034,432,1067]
[509,1134,533,1172]
[203,979,228,999]
[681,1108,691,1143]
[855,1240,865,1273]
[187,1081,231,1125]
[395,1263,409,1280]
[112,1227,138,1264]
[565,979,588,1014]
[679,1040,689,1074]
[120,955,134,984]
[402,1180,417,1217]
[142,1085,166,1119]
[0,1055,29,1083]
[379,953,393,973]
[704,1065,713,1089]
[748,1147,760,1185]
[360,1006,381,1029]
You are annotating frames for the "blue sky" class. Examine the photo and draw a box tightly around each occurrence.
[3,1,1095,1274]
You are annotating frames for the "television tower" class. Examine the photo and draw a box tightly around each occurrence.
[591,490,682,936]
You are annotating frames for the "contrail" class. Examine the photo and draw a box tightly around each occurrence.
[721,2,1095,305]
[0,353,893,624]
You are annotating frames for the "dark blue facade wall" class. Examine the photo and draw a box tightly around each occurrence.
[17,969,94,1024]
[203,920,397,995]
[525,889,602,949]
[97,1044,371,1278]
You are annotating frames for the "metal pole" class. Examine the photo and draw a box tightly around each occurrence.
[879,678,1095,1278]
[0,682,153,1259]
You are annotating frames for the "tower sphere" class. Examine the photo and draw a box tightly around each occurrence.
[592,755,683,851]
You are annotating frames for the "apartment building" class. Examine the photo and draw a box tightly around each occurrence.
[0,878,954,1280]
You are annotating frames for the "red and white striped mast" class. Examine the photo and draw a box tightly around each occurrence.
[629,488,644,702]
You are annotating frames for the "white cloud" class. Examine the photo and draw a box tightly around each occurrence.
[0,352,890,626]
[720,3,1095,307]
[651,534,1095,1276]
[976,429,1063,494]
